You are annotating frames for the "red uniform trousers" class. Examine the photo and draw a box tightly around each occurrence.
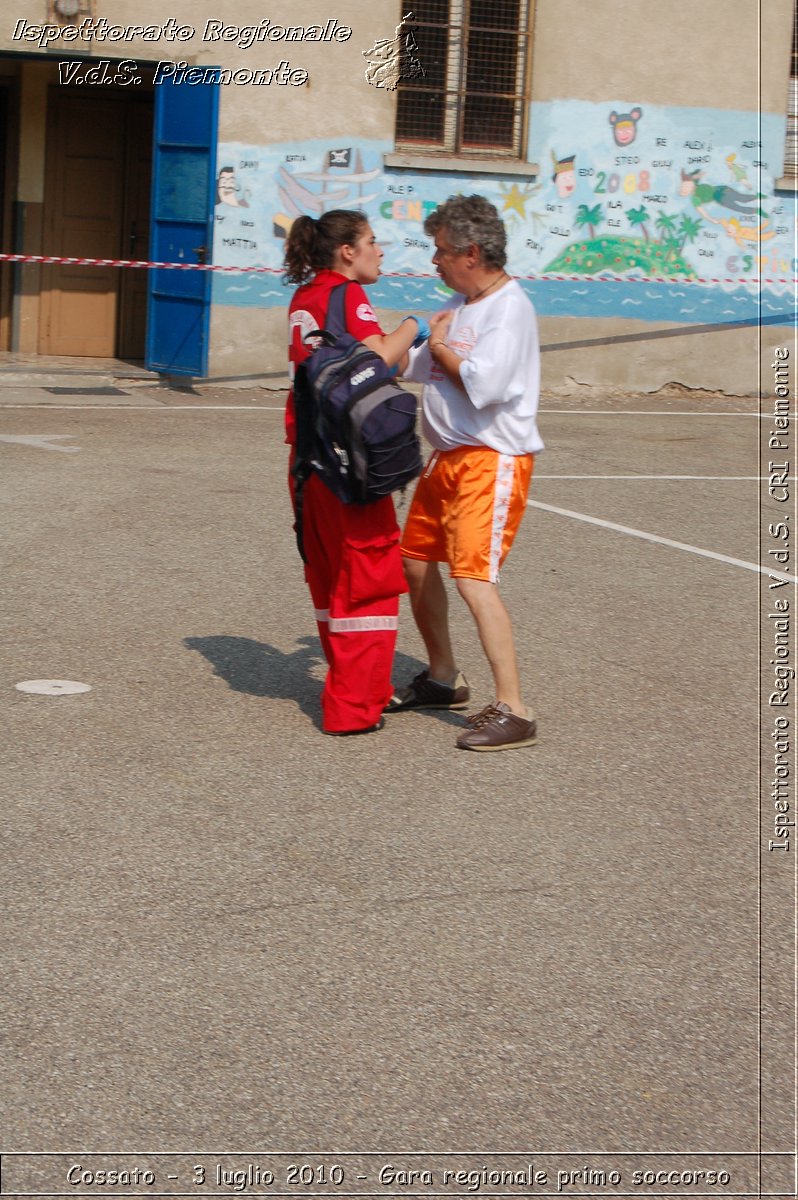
[300,472,407,732]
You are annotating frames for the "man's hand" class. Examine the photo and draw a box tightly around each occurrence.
[428,309,466,391]
[429,310,454,343]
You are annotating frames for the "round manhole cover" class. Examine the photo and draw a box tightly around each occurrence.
[15,679,92,695]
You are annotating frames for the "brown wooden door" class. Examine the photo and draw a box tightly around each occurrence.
[118,100,152,360]
[0,84,13,352]
[40,90,152,359]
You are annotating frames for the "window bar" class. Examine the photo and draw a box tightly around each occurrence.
[787,2,798,174]
[511,18,530,160]
[446,0,465,152]
[461,1,525,157]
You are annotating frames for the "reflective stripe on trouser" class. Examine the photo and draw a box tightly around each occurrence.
[300,472,407,732]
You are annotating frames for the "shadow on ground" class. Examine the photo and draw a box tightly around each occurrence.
[184,635,442,727]
[184,634,323,724]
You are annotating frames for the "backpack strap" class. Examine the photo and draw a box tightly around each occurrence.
[323,281,352,339]
[298,282,350,349]
[290,360,317,564]
[292,466,309,563]
[291,282,352,562]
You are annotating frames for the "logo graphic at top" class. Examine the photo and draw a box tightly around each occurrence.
[362,11,424,91]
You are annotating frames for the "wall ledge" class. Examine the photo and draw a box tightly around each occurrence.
[384,152,539,178]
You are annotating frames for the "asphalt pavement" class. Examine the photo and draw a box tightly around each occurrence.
[1,360,794,1195]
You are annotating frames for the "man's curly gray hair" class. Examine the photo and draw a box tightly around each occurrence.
[424,194,507,269]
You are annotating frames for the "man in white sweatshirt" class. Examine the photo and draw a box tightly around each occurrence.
[387,194,543,752]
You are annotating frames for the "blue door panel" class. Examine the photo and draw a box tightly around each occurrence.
[146,75,219,377]
[157,77,215,140]
[157,148,212,221]
[149,295,207,367]
[151,219,213,298]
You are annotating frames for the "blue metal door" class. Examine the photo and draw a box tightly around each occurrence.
[146,75,219,376]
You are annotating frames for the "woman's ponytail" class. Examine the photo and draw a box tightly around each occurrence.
[283,209,367,284]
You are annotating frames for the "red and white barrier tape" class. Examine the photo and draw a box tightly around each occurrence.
[0,251,794,286]
[0,252,260,273]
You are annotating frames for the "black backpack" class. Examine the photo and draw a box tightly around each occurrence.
[291,282,422,558]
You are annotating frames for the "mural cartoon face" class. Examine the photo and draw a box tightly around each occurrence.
[555,168,576,198]
[609,107,642,146]
[217,167,246,207]
[551,151,577,198]
[679,169,701,197]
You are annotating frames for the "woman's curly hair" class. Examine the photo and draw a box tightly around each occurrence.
[283,209,369,284]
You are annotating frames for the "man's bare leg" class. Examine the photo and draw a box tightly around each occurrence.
[455,577,526,716]
[402,556,458,683]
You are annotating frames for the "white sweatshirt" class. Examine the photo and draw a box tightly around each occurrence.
[405,278,544,456]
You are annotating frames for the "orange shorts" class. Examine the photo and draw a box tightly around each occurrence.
[400,445,534,583]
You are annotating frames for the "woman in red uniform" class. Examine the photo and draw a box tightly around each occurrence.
[283,209,428,736]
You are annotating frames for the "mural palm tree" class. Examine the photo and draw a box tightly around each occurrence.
[626,205,651,240]
[655,212,678,243]
[575,203,603,240]
[663,237,682,266]
[678,215,702,252]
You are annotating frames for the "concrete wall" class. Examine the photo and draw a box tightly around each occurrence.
[532,0,794,114]
[0,0,794,392]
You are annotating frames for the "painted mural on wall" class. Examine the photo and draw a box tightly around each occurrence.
[212,99,794,326]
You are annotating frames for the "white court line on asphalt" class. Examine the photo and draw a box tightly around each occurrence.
[537,475,762,480]
[0,433,79,451]
[0,404,283,411]
[542,410,797,418]
[528,499,797,583]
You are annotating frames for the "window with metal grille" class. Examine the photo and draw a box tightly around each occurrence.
[395,1,532,159]
[785,1,798,175]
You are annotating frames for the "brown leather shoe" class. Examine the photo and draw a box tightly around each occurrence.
[456,702,538,751]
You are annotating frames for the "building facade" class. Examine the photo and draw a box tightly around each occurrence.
[0,0,795,394]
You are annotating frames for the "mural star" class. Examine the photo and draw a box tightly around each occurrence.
[500,183,530,218]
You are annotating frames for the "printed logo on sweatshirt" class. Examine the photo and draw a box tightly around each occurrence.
[290,308,322,347]
[430,322,477,383]
[450,324,477,355]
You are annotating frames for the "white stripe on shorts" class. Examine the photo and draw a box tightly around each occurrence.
[488,454,516,583]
